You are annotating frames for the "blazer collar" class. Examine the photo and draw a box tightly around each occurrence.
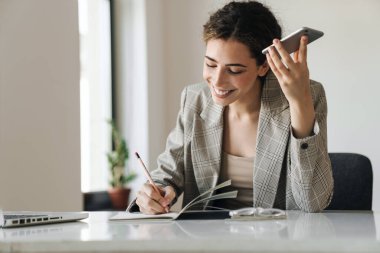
[193,74,290,207]
[192,89,224,197]
[253,71,291,208]
[261,71,289,116]
[199,90,224,127]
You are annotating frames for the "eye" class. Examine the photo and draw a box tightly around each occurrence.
[206,62,217,68]
[228,69,244,75]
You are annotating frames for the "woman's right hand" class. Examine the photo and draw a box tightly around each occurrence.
[136,183,176,214]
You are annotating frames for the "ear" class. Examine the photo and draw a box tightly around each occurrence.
[257,61,270,77]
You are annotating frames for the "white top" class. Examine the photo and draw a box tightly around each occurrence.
[216,152,254,209]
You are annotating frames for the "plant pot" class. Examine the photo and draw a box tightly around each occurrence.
[108,187,131,210]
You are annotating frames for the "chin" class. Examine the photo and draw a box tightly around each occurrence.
[211,95,233,107]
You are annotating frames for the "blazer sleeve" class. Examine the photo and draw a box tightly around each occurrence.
[149,87,189,202]
[288,82,334,212]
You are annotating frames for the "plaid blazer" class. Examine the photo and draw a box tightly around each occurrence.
[150,71,334,212]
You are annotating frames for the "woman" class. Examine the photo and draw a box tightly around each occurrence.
[133,1,333,214]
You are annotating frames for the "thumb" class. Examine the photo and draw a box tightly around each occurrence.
[162,186,176,206]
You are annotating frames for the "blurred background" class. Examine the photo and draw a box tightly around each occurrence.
[0,0,379,213]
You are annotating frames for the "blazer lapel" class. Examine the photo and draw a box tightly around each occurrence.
[191,94,224,197]
[253,72,291,208]
[190,72,290,208]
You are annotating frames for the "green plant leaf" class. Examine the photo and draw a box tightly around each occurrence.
[124,173,137,183]
[107,119,137,187]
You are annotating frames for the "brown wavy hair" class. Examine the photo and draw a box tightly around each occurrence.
[203,1,282,66]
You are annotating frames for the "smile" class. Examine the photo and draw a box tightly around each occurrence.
[212,85,234,98]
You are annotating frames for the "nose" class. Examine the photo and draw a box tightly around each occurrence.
[211,68,226,87]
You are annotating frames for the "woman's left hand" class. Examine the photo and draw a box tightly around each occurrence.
[266,36,311,106]
[266,36,316,139]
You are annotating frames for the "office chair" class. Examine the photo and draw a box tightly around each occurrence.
[326,153,373,210]
[83,191,113,211]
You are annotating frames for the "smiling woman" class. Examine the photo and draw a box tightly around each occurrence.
[129,0,333,215]
[203,39,268,108]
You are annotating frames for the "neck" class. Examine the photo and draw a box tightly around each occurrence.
[227,79,262,120]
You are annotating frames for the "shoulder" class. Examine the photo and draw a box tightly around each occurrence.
[183,82,211,101]
[180,82,211,112]
[309,79,327,102]
[263,72,327,114]
[265,71,326,101]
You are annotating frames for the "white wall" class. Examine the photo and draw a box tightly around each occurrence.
[149,0,380,210]
[0,0,81,211]
[0,0,376,211]
[113,0,152,197]
[262,0,380,210]
[161,0,219,132]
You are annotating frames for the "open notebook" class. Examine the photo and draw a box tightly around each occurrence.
[110,180,237,221]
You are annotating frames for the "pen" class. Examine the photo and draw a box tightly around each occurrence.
[134,152,161,195]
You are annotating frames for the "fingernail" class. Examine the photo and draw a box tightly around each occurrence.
[273,39,279,44]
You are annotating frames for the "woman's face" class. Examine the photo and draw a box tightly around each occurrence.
[203,39,269,107]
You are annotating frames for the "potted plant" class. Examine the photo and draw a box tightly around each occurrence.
[107,119,137,210]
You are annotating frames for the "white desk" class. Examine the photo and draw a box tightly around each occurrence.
[0,211,379,253]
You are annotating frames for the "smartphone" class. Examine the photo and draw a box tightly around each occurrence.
[262,27,324,55]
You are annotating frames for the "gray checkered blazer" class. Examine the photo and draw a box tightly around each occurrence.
[150,71,333,212]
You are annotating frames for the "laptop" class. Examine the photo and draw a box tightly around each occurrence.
[0,219,88,241]
[0,210,89,228]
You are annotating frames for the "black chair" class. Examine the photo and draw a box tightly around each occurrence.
[83,191,113,211]
[326,153,373,210]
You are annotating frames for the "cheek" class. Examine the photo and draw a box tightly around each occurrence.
[202,67,211,83]
[231,75,257,89]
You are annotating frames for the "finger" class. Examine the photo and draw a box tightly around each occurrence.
[299,36,308,63]
[272,39,295,69]
[137,191,166,213]
[266,54,282,80]
[139,206,157,215]
[157,187,175,212]
[135,195,148,213]
[142,183,164,203]
[138,206,149,214]
[162,186,176,206]
[163,186,176,200]
[294,50,299,62]
[268,45,290,76]
[135,191,149,210]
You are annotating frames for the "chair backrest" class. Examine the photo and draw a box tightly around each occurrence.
[83,191,113,211]
[326,153,373,210]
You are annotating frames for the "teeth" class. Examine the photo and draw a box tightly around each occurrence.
[213,86,231,96]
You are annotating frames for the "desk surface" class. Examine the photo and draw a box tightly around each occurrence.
[0,211,379,253]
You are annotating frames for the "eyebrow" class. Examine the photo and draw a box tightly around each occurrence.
[205,56,247,68]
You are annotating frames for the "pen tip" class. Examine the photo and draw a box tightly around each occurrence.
[135,152,140,158]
